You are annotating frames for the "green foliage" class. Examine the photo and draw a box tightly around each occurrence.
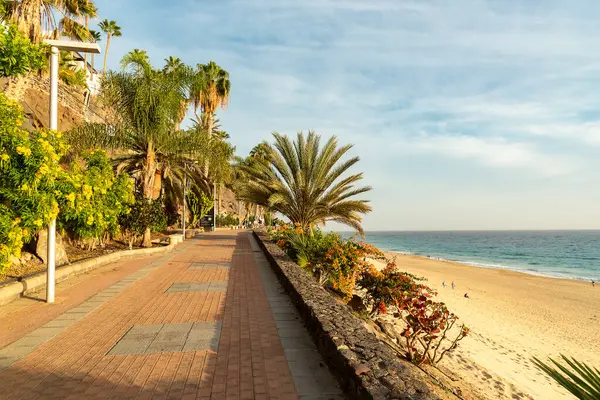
[269,224,381,301]
[187,189,213,228]
[0,93,65,271]
[58,51,88,88]
[57,150,133,248]
[533,356,600,400]
[0,24,46,77]
[237,131,372,233]
[216,213,239,227]
[118,192,167,248]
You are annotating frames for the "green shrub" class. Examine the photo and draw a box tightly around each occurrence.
[0,94,66,271]
[0,24,46,78]
[187,189,213,228]
[57,150,133,249]
[118,193,167,249]
[216,212,239,227]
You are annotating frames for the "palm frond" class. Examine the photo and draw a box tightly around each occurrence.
[533,355,600,400]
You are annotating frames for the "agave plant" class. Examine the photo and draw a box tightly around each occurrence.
[237,131,372,233]
[533,355,600,400]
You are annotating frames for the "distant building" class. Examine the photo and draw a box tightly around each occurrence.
[70,52,101,96]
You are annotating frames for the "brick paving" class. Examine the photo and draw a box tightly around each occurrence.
[0,231,313,399]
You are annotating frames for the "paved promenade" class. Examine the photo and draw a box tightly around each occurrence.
[0,231,342,399]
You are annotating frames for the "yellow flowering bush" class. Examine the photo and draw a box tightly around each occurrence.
[57,150,133,249]
[0,93,65,271]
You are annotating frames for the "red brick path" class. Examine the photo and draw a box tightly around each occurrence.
[0,231,297,399]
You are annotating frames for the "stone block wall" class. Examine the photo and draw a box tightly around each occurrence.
[253,230,458,400]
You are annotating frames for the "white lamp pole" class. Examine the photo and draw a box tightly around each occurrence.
[182,172,186,239]
[44,40,100,303]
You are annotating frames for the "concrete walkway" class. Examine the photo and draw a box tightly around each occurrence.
[0,231,342,399]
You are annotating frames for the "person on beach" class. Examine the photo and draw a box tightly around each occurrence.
[464,293,469,298]
[451,281,455,290]
[593,280,595,287]
[442,281,446,288]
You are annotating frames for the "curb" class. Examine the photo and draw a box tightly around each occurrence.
[0,234,184,306]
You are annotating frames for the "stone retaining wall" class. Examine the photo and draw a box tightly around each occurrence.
[0,234,184,306]
[253,230,457,400]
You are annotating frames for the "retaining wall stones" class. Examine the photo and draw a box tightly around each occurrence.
[0,234,184,306]
[253,230,457,400]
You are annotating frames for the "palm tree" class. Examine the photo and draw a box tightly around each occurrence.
[120,48,150,75]
[98,19,121,74]
[89,29,101,70]
[7,0,97,43]
[163,56,185,74]
[533,356,600,400]
[237,131,372,233]
[68,65,198,246]
[189,61,230,134]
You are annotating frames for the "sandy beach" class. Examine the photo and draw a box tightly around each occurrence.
[373,252,600,400]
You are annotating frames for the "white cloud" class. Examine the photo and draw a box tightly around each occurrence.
[95,0,600,229]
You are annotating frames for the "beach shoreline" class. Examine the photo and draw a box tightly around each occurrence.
[384,250,598,283]
[370,252,600,400]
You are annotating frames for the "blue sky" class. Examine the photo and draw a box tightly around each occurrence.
[93,0,600,231]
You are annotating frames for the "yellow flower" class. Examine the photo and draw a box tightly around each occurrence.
[86,215,94,225]
[66,192,76,203]
[40,131,48,138]
[33,219,43,227]
[12,218,21,226]
[20,183,29,191]
[16,146,32,157]
[56,132,62,138]
[1,154,9,161]
[38,164,50,175]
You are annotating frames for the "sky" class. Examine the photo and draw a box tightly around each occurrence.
[92,0,600,231]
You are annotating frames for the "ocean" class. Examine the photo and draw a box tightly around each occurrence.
[353,231,600,282]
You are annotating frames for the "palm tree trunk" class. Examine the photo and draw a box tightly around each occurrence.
[142,141,156,248]
[13,0,43,44]
[91,53,95,70]
[103,33,111,74]
[206,113,214,135]
[84,15,89,65]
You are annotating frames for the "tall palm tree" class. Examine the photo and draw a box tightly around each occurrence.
[237,131,372,233]
[120,48,149,75]
[8,0,97,44]
[163,56,185,74]
[98,19,121,74]
[89,29,101,70]
[189,61,230,135]
[162,56,190,129]
[68,66,198,246]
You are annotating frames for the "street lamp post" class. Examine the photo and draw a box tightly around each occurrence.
[182,171,186,239]
[43,40,100,304]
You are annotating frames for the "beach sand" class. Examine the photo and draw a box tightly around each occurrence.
[371,253,600,400]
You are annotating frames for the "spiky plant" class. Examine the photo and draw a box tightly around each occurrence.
[533,355,600,400]
[237,131,372,233]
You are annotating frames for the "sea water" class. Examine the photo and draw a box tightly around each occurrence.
[350,231,600,281]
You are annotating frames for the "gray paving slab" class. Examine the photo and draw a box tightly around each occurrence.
[107,321,222,355]
[42,319,77,328]
[165,281,228,293]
